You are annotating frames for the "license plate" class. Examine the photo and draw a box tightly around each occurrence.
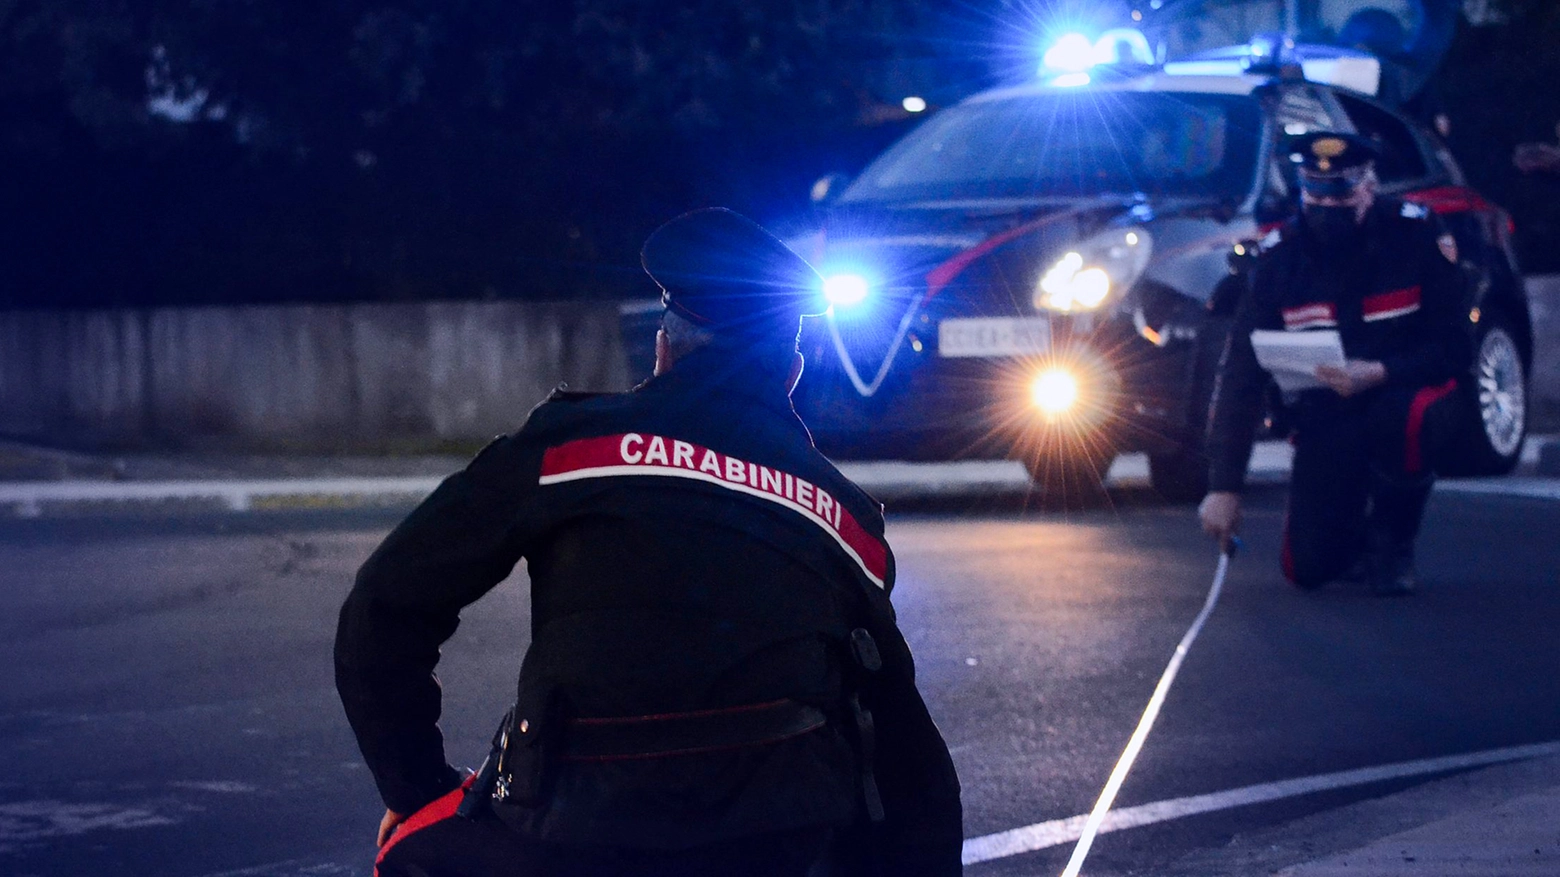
[937,317,1051,358]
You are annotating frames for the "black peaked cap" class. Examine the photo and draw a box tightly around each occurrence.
[642,208,825,338]
[1287,131,1381,176]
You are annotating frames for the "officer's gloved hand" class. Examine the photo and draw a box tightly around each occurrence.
[1314,360,1387,398]
[1199,491,1242,551]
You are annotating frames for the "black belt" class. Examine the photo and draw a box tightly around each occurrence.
[559,698,827,762]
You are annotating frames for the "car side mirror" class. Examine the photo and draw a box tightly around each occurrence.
[810,173,851,205]
[1207,239,1260,317]
[1226,239,1260,276]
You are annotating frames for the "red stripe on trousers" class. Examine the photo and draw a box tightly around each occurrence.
[1404,379,1459,474]
[375,774,475,873]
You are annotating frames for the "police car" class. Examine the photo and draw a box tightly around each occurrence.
[784,30,1530,502]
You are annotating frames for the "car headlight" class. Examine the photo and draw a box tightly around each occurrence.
[823,273,871,308]
[1030,368,1079,415]
[1035,227,1152,313]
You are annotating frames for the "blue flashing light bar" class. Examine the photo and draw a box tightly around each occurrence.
[1039,28,1155,79]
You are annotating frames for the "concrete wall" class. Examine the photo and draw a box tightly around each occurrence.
[0,301,633,451]
[0,280,1555,453]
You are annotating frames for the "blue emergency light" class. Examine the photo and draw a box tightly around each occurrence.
[1039,28,1155,82]
[822,273,871,309]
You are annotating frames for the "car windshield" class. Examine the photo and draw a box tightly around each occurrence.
[840,91,1263,204]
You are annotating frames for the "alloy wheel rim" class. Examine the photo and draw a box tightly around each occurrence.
[1477,327,1526,458]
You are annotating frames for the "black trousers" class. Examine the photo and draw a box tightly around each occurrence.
[375,780,835,877]
[1282,380,1460,587]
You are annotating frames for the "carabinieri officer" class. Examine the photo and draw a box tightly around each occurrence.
[1200,132,1472,596]
[336,208,963,876]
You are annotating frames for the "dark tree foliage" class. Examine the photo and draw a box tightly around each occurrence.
[4,1,1557,306]
[1,1,948,306]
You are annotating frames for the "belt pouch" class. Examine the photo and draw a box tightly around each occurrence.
[503,679,559,807]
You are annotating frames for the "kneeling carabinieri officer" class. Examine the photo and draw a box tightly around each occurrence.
[336,207,963,876]
[1200,132,1472,596]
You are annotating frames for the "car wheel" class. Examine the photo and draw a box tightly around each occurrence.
[1149,450,1209,504]
[1464,315,1528,475]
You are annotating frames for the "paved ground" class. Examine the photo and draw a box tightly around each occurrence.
[0,469,1557,876]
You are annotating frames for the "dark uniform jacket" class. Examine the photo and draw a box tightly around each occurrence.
[334,343,963,873]
[1206,197,1471,492]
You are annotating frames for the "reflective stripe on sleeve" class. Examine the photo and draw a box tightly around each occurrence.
[1281,302,1337,331]
[1363,286,1422,322]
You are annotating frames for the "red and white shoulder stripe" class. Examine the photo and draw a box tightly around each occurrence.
[539,433,888,589]
[1281,302,1337,331]
[1363,286,1421,322]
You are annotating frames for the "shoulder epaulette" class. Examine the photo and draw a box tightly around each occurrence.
[520,384,613,430]
[542,383,610,404]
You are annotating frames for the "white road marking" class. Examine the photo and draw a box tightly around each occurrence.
[962,739,1560,866]
[190,860,357,877]
[1436,477,1560,501]
[1058,550,1232,877]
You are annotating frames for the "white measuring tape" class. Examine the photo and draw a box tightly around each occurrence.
[1059,541,1238,877]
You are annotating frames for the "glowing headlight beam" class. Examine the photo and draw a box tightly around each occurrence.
[1037,252,1112,313]
[1072,268,1111,309]
[1035,229,1148,313]
[1031,369,1079,415]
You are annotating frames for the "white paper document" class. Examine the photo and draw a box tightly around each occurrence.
[1249,330,1346,393]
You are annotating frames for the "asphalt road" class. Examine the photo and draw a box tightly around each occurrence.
[1,485,1558,877]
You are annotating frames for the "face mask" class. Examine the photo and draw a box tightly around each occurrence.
[1303,204,1361,245]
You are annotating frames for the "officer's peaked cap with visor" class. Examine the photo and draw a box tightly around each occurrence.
[642,208,826,339]
[1287,131,1381,198]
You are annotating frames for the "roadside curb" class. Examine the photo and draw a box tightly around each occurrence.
[0,442,1299,519]
[1539,439,1560,476]
[0,477,443,519]
[0,439,1555,520]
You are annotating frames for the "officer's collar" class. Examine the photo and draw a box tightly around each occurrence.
[646,343,802,416]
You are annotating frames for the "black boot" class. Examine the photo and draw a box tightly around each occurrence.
[1366,468,1433,598]
[1369,533,1417,596]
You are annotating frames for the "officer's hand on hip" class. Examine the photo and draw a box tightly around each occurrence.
[377,808,407,847]
[1199,491,1242,550]
[1315,360,1387,398]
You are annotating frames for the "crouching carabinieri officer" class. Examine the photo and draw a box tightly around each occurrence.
[335,207,964,876]
[1199,132,1472,596]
